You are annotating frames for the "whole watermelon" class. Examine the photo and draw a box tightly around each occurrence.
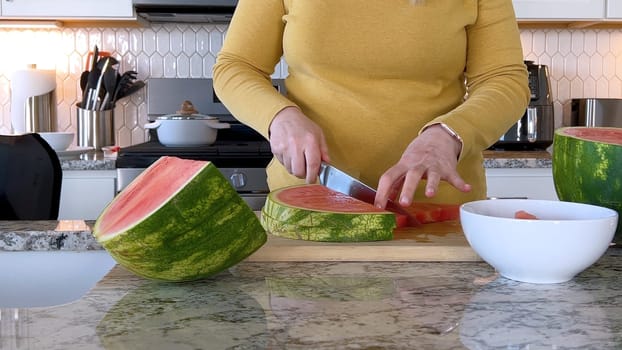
[552,127,622,244]
[93,156,266,282]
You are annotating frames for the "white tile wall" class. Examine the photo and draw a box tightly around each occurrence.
[521,28,622,128]
[1,24,621,146]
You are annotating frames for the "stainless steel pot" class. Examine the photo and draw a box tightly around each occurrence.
[144,114,230,147]
[569,98,622,127]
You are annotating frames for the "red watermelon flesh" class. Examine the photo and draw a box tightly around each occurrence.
[562,127,622,145]
[273,184,390,213]
[401,202,460,225]
[97,157,208,238]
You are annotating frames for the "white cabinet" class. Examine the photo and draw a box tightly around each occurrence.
[1,0,133,19]
[607,1,622,18]
[513,0,605,20]
[485,168,558,201]
[59,170,117,220]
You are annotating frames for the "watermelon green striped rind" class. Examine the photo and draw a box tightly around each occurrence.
[552,127,622,243]
[261,208,392,242]
[93,156,266,282]
[261,184,396,242]
[262,201,395,232]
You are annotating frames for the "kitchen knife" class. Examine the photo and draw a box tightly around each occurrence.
[319,162,377,204]
[318,162,419,225]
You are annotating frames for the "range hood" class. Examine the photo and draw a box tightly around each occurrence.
[133,0,237,23]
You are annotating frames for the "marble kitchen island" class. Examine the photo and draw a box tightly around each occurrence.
[1,220,621,349]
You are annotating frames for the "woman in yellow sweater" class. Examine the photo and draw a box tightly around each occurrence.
[213,0,530,209]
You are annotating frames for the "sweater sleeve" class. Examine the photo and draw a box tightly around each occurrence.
[212,0,297,139]
[422,0,531,161]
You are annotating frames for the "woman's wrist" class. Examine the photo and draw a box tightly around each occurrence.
[424,123,463,159]
[269,106,300,137]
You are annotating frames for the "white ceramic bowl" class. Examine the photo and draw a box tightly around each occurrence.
[460,199,618,284]
[38,132,74,151]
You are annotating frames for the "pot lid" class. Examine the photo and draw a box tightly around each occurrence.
[156,100,217,120]
[156,114,217,120]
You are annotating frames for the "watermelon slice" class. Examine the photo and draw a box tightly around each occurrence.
[93,156,267,282]
[262,184,397,242]
[261,184,461,242]
[553,127,622,243]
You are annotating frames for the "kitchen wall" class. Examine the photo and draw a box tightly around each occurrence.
[0,24,621,147]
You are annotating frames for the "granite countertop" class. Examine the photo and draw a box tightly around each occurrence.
[59,151,116,171]
[0,220,101,251]
[1,252,621,349]
[1,220,621,349]
[482,150,552,168]
[61,149,552,171]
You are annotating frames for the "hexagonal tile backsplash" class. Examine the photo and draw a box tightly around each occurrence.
[1,24,621,147]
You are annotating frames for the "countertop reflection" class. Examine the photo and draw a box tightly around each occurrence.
[1,249,620,349]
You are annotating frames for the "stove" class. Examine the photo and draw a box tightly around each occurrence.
[116,78,285,210]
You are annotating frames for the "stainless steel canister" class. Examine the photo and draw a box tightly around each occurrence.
[24,91,57,132]
[76,103,115,149]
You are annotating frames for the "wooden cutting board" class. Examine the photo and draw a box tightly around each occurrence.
[247,220,481,262]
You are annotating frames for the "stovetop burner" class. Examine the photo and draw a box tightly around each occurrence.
[117,139,273,169]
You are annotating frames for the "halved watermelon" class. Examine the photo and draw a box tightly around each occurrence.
[553,127,622,243]
[93,156,266,282]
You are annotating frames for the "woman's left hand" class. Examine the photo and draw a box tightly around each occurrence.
[374,124,472,209]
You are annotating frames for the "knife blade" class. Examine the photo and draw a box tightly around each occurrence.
[318,162,419,225]
[319,162,377,204]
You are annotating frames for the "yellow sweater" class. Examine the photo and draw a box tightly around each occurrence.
[213,0,530,204]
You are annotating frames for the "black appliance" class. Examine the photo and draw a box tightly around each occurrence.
[132,0,237,23]
[116,78,285,210]
[491,61,554,150]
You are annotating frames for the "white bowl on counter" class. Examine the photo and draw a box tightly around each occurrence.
[460,199,618,284]
[38,131,74,151]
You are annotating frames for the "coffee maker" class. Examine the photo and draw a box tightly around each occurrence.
[491,61,554,150]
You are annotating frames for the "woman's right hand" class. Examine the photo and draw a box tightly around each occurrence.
[268,106,330,183]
